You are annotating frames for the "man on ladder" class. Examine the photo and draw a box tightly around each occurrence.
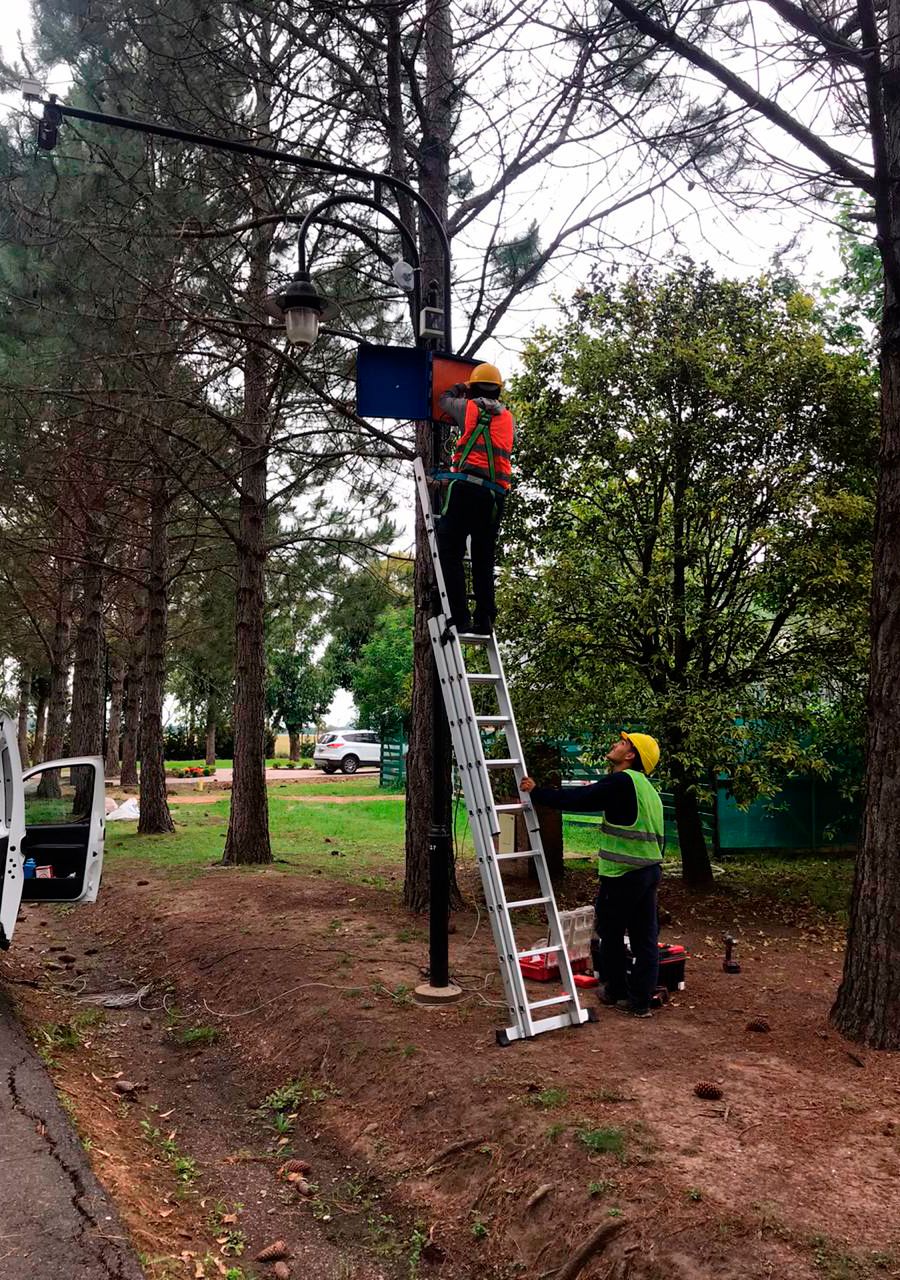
[436,362,514,635]
[520,732,664,1019]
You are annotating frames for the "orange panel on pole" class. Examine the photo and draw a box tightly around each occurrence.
[431,355,483,422]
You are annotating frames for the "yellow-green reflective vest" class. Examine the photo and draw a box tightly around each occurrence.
[597,770,665,879]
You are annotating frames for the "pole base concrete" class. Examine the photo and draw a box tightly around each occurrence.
[414,981,463,1004]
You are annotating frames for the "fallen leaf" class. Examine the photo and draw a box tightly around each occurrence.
[158,1207,176,1218]
[221,1214,237,1225]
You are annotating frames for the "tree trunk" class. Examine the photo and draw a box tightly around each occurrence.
[223,150,273,866]
[70,549,105,817]
[671,772,713,890]
[32,678,49,764]
[16,664,31,769]
[105,651,126,777]
[288,730,301,763]
[120,656,142,786]
[404,485,437,910]
[38,579,72,799]
[138,462,174,835]
[528,741,564,883]
[403,0,455,911]
[832,21,900,1042]
[204,699,217,766]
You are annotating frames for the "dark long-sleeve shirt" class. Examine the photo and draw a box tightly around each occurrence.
[531,771,637,826]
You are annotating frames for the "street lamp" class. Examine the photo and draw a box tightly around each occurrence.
[264,271,335,348]
[24,88,459,1002]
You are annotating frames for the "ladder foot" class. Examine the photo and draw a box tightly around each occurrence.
[495,1028,513,1047]
[586,1007,600,1023]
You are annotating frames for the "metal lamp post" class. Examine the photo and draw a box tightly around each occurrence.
[24,88,459,998]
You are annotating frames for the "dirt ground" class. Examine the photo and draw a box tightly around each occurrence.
[3,854,900,1280]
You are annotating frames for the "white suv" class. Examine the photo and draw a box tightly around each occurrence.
[314,729,382,774]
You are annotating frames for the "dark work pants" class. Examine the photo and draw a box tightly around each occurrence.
[435,480,505,628]
[594,863,661,1009]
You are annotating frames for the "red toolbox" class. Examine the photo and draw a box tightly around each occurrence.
[520,941,688,989]
[519,952,591,983]
[657,943,687,991]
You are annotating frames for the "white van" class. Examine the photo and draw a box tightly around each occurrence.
[313,729,381,774]
[0,715,106,949]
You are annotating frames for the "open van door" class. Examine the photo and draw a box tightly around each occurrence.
[0,715,26,949]
[20,757,106,905]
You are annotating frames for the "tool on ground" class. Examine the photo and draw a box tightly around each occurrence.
[723,934,741,973]
[415,458,593,1045]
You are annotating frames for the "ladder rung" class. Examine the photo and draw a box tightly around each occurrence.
[467,673,500,683]
[529,993,573,1011]
[517,944,560,959]
[495,849,540,860]
[507,896,550,909]
[484,758,519,769]
[495,802,524,813]
[476,715,510,726]
[457,632,491,644]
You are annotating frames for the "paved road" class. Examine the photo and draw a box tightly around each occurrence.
[0,991,144,1280]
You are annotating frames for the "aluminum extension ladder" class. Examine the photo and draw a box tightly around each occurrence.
[415,459,594,1045]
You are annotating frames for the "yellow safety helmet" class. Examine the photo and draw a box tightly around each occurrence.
[467,362,503,388]
[621,731,660,776]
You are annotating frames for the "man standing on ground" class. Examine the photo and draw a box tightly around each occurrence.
[436,362,514,635]
[520,732,664,1018]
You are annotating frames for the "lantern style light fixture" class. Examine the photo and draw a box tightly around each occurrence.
[264,271,335,348]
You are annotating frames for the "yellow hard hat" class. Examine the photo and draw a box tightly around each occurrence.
[467,362,502,388]
[621,731,660,776]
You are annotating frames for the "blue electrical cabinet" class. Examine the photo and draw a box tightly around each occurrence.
[355,344,431,420]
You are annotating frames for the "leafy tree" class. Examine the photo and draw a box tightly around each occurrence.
[503,263,876,887]
[267,648,335,762]
[593,0,900,1057]
[321,557,412,694]
[350,606,414,731]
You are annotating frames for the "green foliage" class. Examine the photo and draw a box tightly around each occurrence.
[267,646,335,742]
[491,220,543,288]
[139,1120,198,1186]
[576,1126,626,1157]
[322,559,413,692]
[350,605,414,730]
[162,725,274,761]
[527,1086,568,1109]
[819,198,881,352]
[177,1024,219,1048]
[36,1009,104,1063]
[504,263,877,874]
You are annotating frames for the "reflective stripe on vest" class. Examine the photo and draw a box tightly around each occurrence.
[451,400,514,491]
[598,771,664,873]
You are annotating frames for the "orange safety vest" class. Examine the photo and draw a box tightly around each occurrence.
[450,400,514,491]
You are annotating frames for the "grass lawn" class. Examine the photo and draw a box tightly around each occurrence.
[107,779,408,887]
[104,778,856,918]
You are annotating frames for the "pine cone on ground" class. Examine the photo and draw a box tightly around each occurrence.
[693,1081,723,1100]
[255,1241,289,1263]
[746,1017,770,1033]
[278,1158,311,1176]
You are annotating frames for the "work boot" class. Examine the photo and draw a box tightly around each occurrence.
[453,613,473,634]
[615,1003,652,1019]
[472,614,493,635]
[597,985,626,1008]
